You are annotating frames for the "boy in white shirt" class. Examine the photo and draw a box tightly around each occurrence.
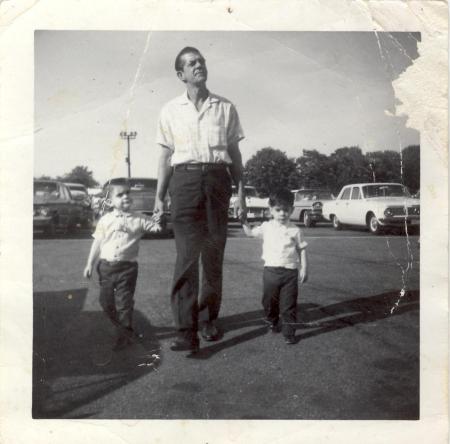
[242,189,308,344]
[83,181,161,350]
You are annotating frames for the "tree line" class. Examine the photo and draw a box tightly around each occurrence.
[244,145,420,196]
[36,166,99,188]
[36,145,420,196]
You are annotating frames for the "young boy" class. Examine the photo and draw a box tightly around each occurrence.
[83,181,161,350]
[242,188,308,344]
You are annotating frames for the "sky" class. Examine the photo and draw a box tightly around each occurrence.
[34,31,420,185]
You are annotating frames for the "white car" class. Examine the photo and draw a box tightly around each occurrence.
[322,183,420,234]
[229,185,270,222]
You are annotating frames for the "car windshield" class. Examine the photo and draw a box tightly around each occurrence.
[34,181,58,195]
[296,191,333,201]
[106,178,157,190]
[362,184,410,198]
[68,185,87,193]
[231,186,257,197]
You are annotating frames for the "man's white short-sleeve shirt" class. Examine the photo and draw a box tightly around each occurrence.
[250,220,308,269]
[156,91,244,165]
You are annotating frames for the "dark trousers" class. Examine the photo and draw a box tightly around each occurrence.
[97,260,138,337]
[169,167,232,336]
[263,267,298,337]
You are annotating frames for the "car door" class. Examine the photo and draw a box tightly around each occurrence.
[65,186,82,225]
[348,186,363,224]
[335,187,352,223]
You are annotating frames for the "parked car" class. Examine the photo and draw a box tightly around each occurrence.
[64,182,93,228]
[321,183,420,234]
[100,177,172,236]
[228,185,270,222]
[290,189,335,227]
[33,180,86,235]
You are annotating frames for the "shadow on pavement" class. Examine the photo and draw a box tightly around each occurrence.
[33,288,162,418]
[190,290,419,359]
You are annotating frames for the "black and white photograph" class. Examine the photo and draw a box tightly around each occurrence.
[0,1,448,443]
[33,31,421,420]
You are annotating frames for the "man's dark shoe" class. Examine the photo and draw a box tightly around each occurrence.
[284,335,296,345]
[201,321,220,341]
[170,337,200,353]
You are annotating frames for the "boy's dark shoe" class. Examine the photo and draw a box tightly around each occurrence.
[265,319,281,333]
[170,335,200,353]
[201,321,220,341]
[113,335,131,351]
[284,335,297,345]
[124,327,143,342]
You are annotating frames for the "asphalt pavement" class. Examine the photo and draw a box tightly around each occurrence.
[32,224,420,419]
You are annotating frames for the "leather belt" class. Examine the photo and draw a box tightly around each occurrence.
[174,163,229,172]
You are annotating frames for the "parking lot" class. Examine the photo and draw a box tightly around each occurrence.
[32,224,420,419]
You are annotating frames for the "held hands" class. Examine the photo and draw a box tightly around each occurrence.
[150,209,163,233]
[235,196,247,222]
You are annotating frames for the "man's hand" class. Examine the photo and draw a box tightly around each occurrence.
[234,197,247,220]
[84,264,93,279]
[153,198,165,217]
[299,266,308,284]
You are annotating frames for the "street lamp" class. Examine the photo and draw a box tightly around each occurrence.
[120,131,137,179]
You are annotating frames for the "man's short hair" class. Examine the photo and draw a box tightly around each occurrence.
[268,189,294,208]
[174,46,203,72]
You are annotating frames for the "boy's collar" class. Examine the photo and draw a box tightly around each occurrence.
[112,208,132,217]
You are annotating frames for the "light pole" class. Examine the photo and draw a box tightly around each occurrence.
[120,131,137,178]
[369,162,376,183]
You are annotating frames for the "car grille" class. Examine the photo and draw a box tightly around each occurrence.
[386,206,420,216]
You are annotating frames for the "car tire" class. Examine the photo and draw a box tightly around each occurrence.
[332,215,342,231]
[304,212,315,228]
[44,221,56,237]
[368,213,383,235]
[81,217,92,229]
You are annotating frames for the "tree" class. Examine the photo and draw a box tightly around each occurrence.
[35,175,52,180]
[295,149,336,190]
[329,146,372,193]
[401,145,420,193]
[365,150,402,183]
[60,166,99,188]
[244,147,300,197]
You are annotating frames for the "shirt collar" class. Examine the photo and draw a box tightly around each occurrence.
[177,90,219,105]
[112,209,132,217]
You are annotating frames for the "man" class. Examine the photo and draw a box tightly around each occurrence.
[154,46,246,353]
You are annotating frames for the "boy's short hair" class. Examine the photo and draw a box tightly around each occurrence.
[105,179,130,197]
[268,189,294,208]
[174,46,203,72]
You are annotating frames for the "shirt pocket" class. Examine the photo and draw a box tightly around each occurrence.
[208,124,227,150]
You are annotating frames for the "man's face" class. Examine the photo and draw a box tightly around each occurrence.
[110,185,132,212]
[270,205,293,224]
[177,52,208,86]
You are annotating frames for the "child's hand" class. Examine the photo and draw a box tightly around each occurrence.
[150,222,162,233]
[299,267,308,284]
[239,211,248,225]
[84,264,93,279]
[152,210,162,224]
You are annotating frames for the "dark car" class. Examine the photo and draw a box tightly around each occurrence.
[33,180,86,235]
[99,177,172,236]
[290,189,335,227]
[64,182,93,228]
